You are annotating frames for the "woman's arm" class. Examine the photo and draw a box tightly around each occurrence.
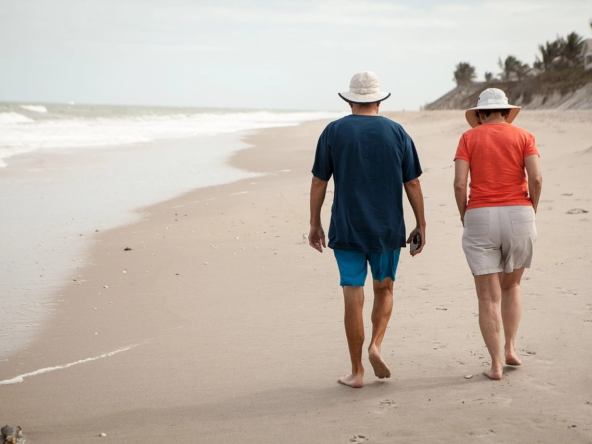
[525,154,542,213]
[454,159,470,225]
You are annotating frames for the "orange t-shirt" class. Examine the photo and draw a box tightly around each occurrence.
[454,123,539,210]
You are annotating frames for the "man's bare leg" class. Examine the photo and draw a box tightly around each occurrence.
[368,278,394,379]
[474,273,504,380]
[500,268,524,366]
[339,286,365,388]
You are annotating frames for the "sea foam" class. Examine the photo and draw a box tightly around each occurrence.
[0,112,34,124]
[0,106,342,168]
[0,345,137,385]
[19,104,48,113]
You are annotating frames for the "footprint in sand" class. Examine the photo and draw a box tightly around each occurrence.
[380,399,397,406]
[567,208,589,214]
[469,429,496,438]
[373,399,396,415]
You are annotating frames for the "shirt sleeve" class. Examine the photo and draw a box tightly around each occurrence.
[454,134,470,163]
[401,133,423,183]
[311,127,333,181]
[523,132,540,158]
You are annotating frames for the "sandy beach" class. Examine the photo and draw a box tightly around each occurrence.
[1,110,591,443]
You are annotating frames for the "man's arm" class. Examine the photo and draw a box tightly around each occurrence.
[454,159,470,225]
[309,176,328,253]
[403,178,426,256]
[524,154,542,213]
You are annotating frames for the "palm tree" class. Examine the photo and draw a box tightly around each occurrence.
[484,72,493,83]
[538,40,563,71]
[498,56,529,81]
[453,62,476,86]
[561,32,584,68]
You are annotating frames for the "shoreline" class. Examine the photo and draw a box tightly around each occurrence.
[0,131,265,359]
[1,111,591,443]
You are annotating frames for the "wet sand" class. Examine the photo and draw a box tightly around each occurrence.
[0,111,591,443]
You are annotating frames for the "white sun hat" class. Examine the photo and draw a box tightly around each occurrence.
[338,71,391,104]
[465,88,521,128]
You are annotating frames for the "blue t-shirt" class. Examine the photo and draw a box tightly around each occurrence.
[311,114,422,253]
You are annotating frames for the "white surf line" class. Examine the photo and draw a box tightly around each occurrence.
[0,345,138,386]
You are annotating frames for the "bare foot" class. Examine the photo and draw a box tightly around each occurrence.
[483,366,503,380]
[505,350,522,366]
[338,373,364,388]
[368,346,391,379]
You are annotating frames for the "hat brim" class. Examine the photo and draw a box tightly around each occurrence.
[465,105,521,128]
[338,91,391,104]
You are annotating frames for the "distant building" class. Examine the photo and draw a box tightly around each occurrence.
[583,39,592,70]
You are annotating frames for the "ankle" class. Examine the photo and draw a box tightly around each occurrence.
[491,360,503,370]
[368,343,380,352]
[351,365,364,375]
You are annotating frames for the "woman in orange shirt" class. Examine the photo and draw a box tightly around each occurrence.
[454,88,543,380]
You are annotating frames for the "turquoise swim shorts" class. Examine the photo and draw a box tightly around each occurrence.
[333,249,401,287]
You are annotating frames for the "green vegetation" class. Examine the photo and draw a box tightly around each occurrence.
[453,62,476,86]
[453,30,591,95]
[498,56,530,81]
[534,32,586,71]
[497,69,592,107]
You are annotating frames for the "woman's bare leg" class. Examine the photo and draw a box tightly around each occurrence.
[474,273,504,380]
[500,268,525,365]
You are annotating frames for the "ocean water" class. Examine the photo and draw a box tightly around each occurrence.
[0,103,340,168]
[0,103,342,359]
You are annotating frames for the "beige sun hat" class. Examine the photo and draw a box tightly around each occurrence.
[338,71,391,104]
[465,88,521,128]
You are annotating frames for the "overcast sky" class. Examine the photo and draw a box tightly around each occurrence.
[1,0,590,111]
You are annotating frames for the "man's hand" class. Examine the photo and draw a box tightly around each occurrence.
[308,226,326,253]
[406,225,426,257]
[309,176,328,253]
[403,178,426,257]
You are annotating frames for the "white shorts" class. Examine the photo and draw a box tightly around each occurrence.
[462,206,537,275]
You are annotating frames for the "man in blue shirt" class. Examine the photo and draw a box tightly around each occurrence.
[309,72,426,388]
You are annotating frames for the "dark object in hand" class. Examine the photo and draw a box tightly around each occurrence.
[411,233,422,251]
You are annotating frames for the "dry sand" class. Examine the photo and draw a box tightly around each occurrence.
[0,110,591,443]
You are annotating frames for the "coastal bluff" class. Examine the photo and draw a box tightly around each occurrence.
[425,78,592,110]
